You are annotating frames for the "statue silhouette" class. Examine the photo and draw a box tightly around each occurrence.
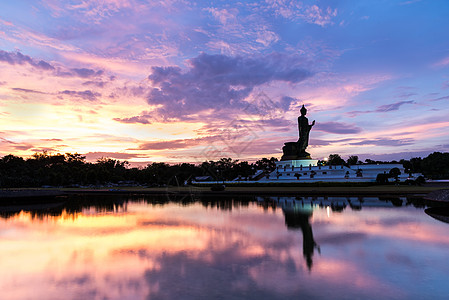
[297,105,315,157]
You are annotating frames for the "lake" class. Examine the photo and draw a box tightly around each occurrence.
[1,194,448,299]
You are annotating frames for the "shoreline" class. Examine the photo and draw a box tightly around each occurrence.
[1,184,448,207]
[2,184,446,198]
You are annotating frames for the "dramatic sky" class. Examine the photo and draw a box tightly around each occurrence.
[1,0,448,164]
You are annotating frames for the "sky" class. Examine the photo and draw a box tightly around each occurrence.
[0,0,448,165]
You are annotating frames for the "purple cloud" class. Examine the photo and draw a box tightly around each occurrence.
[429,95,449,102]
[376,100,415,112]
[0,137,33,150]
[349,138,414,146]
[114,112,153,125]
[136,136,219,150]
[71,68,103,78]
[54,66,104,79]
[83,80,107,88]
[60,90,101,101]
[315,122,362,134]
[36,60,55,70]
[30,147,59,152]
[12,88,47,94]
[0,50,54,70]
[147,53,312,120]
[347,100,415,116]
[309,139,333,146]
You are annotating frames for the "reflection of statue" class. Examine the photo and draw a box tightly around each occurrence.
[297,105,315,157]
[283,208,320,270]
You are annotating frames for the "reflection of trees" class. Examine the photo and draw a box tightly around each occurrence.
[379,196,403,207]
[0,195,128,219]
[282,208,320,271]
[0,195,259,219]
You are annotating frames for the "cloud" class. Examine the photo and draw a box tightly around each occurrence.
[433,55,449,68]
[60,90,101,101]
[0,137,34,151]
[11,88,47,94]
[429,95,449,102]
[206,7,238,26]
[357,150,435,162]
[147,52,312,120]
[30,147,60,152]
[349,138,414,147]
[0,50,107,82]
[261,1,337,26]
[113,112,153,124]
[347,100,415,116]
[303,5,338,26]
[0,50,54,70]
[136,136,218,151]
[55,66,104,79]
[84,152,142,161]
[72,68,103,78]
[376,100,415,112]
[83,80,107,88]
[0,17,13,26]
[315,122,362,134]
[43,0,133,23]
[204,6,280,54]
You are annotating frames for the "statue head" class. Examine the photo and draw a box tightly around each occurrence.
[300,105,307,116]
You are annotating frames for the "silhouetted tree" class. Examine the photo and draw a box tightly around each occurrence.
[328,154,345,165]
[422,152,449,179]
[347,155,359,165]
[389,167,401,182]
[255,157,278,172]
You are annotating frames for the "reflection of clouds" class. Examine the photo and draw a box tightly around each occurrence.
[318,232,367,245]
[386,252,414,267]
[1,202,449,299]
[144,252,280,300]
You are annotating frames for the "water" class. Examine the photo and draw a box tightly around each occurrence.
[1,194,448,300]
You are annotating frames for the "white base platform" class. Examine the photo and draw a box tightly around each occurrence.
[276,159,319,168]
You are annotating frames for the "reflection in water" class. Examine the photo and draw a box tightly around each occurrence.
[425,207,449,224]
[282,206,320,270]
[1,194,449,299]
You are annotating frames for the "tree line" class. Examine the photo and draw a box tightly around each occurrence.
[0,153,277,188]
[0,151,448,188]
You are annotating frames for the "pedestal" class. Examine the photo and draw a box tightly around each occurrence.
[281,142,311,161]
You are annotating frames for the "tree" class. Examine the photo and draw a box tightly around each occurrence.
[389,167,401,182]
[328,154,345,165]
[376,173,389,184]
[347,155,359,165]
[421,152,449,179]
[255,157,278,172]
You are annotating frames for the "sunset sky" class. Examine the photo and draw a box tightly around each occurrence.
[1,0,448,165]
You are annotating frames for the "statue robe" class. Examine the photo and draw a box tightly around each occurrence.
[298,115,312,153]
